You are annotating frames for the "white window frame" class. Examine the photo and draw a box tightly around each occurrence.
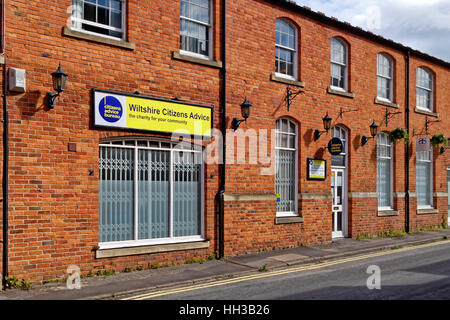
[275,118,299,217]
[275,19,298,81]
[180,0,213,60]
[98,138,205,250]
[71,0,126,41]
[377,53,394,103]
[330,37,348,92]
[416,67,434,112]
[377,133,394,210]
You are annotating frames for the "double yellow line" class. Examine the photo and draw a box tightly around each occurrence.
[121,239,450,300]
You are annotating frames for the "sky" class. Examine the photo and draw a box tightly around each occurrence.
[294,0,450,62]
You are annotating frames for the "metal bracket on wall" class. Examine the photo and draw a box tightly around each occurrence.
[285,86,304,111]
[337,107,359,119]
[384,107,402,127]
[412,116,441,136]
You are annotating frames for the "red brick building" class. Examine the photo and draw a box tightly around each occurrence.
[0,0,449,284]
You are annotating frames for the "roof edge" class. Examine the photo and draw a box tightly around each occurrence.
[268,0,450,69]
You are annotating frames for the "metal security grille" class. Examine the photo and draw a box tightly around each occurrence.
[99,139,203,246]
[275,118,297,215]
[99,147,134,243]
[173,151,202,237]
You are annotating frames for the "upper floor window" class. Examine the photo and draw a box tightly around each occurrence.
[377,54,394,102]
[275,19,297,79]
[275,118,298,217]
[377,133,393,209]
[71,0,125,40]
[416,67,434,112]
[330,37,348,91]
[180,0,212,59]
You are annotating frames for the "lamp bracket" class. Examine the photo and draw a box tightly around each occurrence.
[232,118,246,131]
[46,92,60,109]
[286,86,305,111]
[425,116,441,135]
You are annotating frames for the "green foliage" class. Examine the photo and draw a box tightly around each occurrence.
[122,267,134,273]
[389,128,410,144]
[96,269,115,277]
[4,275,19,289]
[20,279,32,290]
[150,262,161,269]
[430,134,448,147]
[258,265,268,272]
[136,265,144,271]
[185,257,206,264]
[207,252,217,261]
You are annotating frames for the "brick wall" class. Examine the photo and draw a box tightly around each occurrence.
[0,0,448,282]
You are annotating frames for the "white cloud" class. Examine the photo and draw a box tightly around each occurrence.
[294,0,450,61]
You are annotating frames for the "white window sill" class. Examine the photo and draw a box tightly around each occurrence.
[414,107,439,117]
[417,208,439,215]
[377,209,399,217]
[173,51,222,68]
[327,87,355,98]
[96,238,209,259]
[62,27,135,50]
[275,215,304,225]
[270,73,305,88]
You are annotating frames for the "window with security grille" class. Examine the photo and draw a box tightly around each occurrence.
[330,38,348,90]
[377,54,394,102]
[99,139,203,246]
[275,19,297,79]
[416,67,434,112]
[275,118,297,216]
[377,133,393,209]
[71,0,125,40]
[416,149,433,208]
[180,0,211,58]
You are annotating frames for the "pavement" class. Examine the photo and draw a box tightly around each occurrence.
[1,227,450,300]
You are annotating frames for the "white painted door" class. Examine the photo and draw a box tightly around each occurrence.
[331,168,345,239]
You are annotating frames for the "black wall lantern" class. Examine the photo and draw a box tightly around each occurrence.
[46,63,68,109]
[314,112,332,141]
[232,99,252,130]
[362,120,379,145]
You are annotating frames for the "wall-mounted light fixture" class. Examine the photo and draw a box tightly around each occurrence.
[46,63,68,109]
[361,120,379,146]
[232,99,252,130]
[314,112,332,141]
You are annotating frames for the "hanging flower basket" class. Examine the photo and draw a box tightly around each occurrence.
[430,134,448,148]
[389,128,409,144]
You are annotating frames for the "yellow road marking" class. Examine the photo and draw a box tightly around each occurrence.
[121,239,450,300]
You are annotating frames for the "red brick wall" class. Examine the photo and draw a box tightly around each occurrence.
[0,0,449,282]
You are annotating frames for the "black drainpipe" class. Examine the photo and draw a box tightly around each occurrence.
[2,0,8,290]
[405,50,410,233]
[217,0,227,260]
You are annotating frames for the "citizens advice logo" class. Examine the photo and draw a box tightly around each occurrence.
[99,96,123,123]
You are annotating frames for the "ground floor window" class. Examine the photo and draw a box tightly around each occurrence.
[416,149,433,208]
[99,139,203,247]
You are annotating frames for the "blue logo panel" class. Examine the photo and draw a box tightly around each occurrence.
[99,96,123,123]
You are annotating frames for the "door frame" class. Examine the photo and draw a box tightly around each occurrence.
[331,168,347,239]
[331,125,349,239]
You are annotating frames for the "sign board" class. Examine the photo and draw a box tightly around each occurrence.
[307,158,327,181]
[93,89,213,138]
[416,137,430,152]
[328,138,344,156]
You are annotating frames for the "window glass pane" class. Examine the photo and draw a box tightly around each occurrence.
[276,150,296,212]
[138,150,170,240]
[97,7,109,25]
[99,147,134,242]
[84,3,96,22]
[111,11,121,28]
[173,152,202,237]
